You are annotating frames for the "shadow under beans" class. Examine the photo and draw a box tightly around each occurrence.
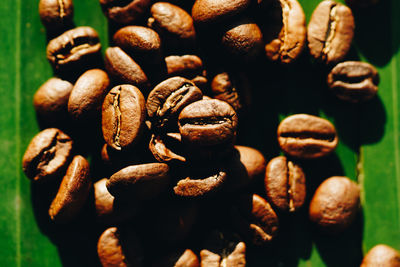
[358,95,387,145]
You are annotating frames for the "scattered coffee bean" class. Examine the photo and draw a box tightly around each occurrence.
[211,72,242,111]
[99,0,151,25]
[151,249,200,267]
[149,132,186,163]
[200,241,246,266]
[361,244,400,267]
[235,145,266,183]
[165,55,206,81]
[39,0,74,32]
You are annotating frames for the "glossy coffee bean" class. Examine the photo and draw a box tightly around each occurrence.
[39,0,74,32]
[102,85,146,151]
[33,77,73,124]
[235,145,266,183]
[309,176,360,233]
[152,249,200,267]
[346,0,379,8]
[265,156,306,213]
[277,114,338,159]
[327,61,379,103]
[48,155,91,223]
[149,133,186,163]
[68,69,110,121]
[211,72,242,111]
[178,99,238,146]
[200,241,246,266]
[361,244,400,267]
[47,26,101,71]
[22,128,73,183]
[308,0,355,65]
[165,55,206,83]
[99,0,151,25]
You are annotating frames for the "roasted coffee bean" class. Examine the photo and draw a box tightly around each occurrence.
[105,47,150,90]
[309,176,360,233]
[101,143,144,172]
[327,61,379,103]
[308,0,355,65]
[231,194,279,245]
[22,128,73,183]
[152,249,200,267]
[211,72,242,111]
[361,244,400,267]
[346,0,379,8]
[68,69,110,122]
[200,242,246,267]
[191,0,251,26]
[178,99,238,146]
[33,77,73,124]
[165,55,207,83]
[107,163,170,200]
[99,0,151,25]
[277,114,338,159]
[149,133,186,163]
[48,155,91,223]
[235,145,266,183]
[261,0,306,64]
[102,85,146,151]
[97,227,143,267]
[148,2,196,50]
[265,156,305,213]
[147,77,203,130]
[39,0,74,32]
[46,26,101,71]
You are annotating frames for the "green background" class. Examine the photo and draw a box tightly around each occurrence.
[0,0,399,266]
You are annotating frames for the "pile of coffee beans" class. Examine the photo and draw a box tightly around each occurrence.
[23,0,400,266]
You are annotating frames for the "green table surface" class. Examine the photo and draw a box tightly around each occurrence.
[0,0,399,266]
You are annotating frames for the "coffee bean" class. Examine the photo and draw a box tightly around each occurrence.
[308,0,355,65]
[46,26,101,71]
[147,77,203,130]
[309,176,360,233]
[101,143,144,172]
[200,241,246,266]
[277,114,338,159]
[346,0,379,8]
[149,132,186,163]
[165,55,206,82]
[235,145,266,183]
[39,0,74,32]
[22,128,74,183]
[102,85,146,151]
[178,99,238,146]
[48,155,91,223]
[99,0,151,25]
[265,156,305,213]
[211,72,242,111]
[327,61,379,103]
[152,249,200,267]
[361,244,400,267]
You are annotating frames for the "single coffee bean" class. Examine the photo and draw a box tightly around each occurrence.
[361,244,400,267]
[147,77,203,130]
[149,132,186,163]
[99,0,151,25]
[191,0,251,26]
[265,156,305,213]
[48,155,91,223]
[39,0,74,32]
[46,26,101,71]
[346,0,379,8]
[261,0,306,64]
[68,69,110,122]
[178,99,238,146]
[105,47,150,90]
[107,163,170,200]
[22,128,73,183]
[235,145,266,183]
[148,2,196,50]
[165,55,207,84]
[200,242,246,267]
[308,0,355,65]
[33,77,73,124]
[309,176,360,233]
[327,61,379,103]
[211,72,242,111]
[277,114,338,159]
[102,85,146,151]
[152,249,200,267]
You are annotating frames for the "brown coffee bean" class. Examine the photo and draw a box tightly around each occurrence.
[102,85,146,151]
[309,176,360,233]
[277,114,338,159]
[346,0,379,8]
[22,128,73,183]
[68,69,110,122]
[101,143,144,172]
[107,163,170,200]
[235,145,266,182]
[327,61,379,103]
[165,55,206,82]
[178,99,238,146]
[308,0,355,65]
[200,242,246,267]
[211,72,242,111]
[39,0,74,32]
[148,2,196,50]
[152,249,200,267]
[33,77,73,124]
[47,26,101,71]
[48,155,90,223]
[265,156,305,213]
[99,0,151,25]
[149,133,186,163]
[105,47,150,90]
[361,244,400,267]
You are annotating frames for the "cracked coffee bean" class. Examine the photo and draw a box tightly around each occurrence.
[22,128,73,183]
[149,132,186,163]
[309,176,360,233]
[361,244,400,267]
[277,114,338,159]
[265,156,305,213]
[327,61,379,103]
[102,84,146,151]
[151,249,200,267]
[99,0,151,25]
[48,155,91,223]
[39,0,74,32]
[308,0,355,65]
